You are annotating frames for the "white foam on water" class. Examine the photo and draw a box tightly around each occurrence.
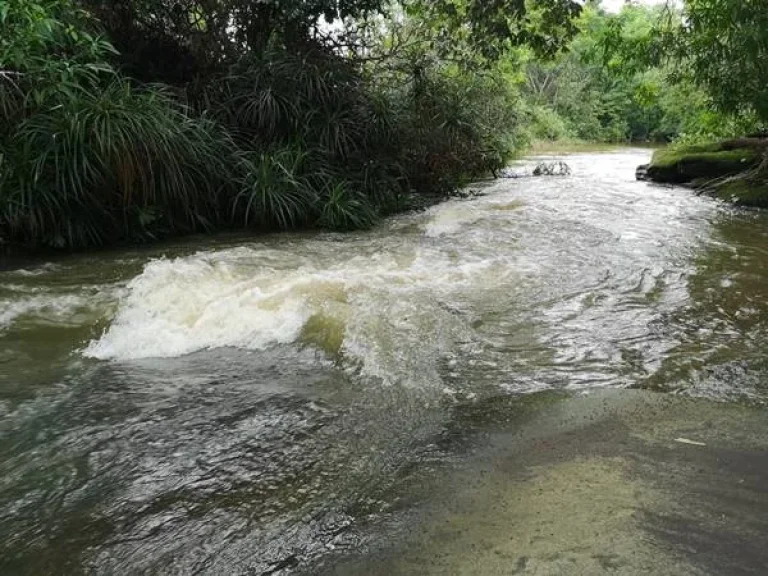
[83,241,507,383]
[423,203,485,237]
[0,294,87,330]
[84,256,315,360]
[7,263,63,277]
[0,284,120,332]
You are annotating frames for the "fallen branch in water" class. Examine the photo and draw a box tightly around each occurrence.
[675,438,707,447]
[533,161,572,176]
[498,161,572,179]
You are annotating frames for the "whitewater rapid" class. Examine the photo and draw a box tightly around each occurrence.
[64,152,707,392]
[3,151,720,395]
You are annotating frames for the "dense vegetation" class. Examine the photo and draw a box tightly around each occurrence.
[519,1,762,145]
[0,0,579,249]
[626,0,768,205]
[1,0,767,249]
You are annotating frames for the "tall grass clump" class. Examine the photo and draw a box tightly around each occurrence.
[1,0,236,248]
[4,82,237,247]
[209,44,407,230]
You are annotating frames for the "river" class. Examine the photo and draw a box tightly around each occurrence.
[1,150,767,574]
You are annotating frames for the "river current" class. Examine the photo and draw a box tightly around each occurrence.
[1,150,767,573]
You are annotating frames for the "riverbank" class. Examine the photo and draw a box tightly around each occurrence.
[640,139,768,208]
[328,389,768,575]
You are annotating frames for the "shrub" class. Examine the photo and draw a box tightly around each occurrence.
[1,1,528,249]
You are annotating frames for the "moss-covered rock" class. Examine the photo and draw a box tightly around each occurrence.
[646,142,760,184]
[640,138,768,208]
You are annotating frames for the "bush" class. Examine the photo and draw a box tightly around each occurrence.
[525,104,573,142]
[1,1,528,249]
[380,61,523,191]
[1,81,236,247]
[0,1,233,247]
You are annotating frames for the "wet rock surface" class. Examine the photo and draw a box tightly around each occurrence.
[327,390,768,576]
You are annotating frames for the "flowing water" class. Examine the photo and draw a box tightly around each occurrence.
[1,150,767,574]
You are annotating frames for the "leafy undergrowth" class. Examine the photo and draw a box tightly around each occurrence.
[0,1,520,251]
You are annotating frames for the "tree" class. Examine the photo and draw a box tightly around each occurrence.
[598,0,768,128]
[79,0,389,84]
[678,0,768,123]
[404,0,581,62]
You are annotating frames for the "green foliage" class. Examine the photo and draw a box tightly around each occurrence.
[404,0,582,62]
[0,0,113,126]
[0,0,113,75]
[233,148,314,230]
[79,0,388,84]
[1,79,236,247]
[525,104,572,142]
[393,65,523,188]
[517,1,756,145]
[207,44,405,230]
[519,3,659,144]
[591,0,767,141]
[316,181,378,230]
[0,0,235,247]
[677,0,768,123]
[0,0,584,249]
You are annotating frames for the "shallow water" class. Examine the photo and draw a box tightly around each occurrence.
[1,150,767,573]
